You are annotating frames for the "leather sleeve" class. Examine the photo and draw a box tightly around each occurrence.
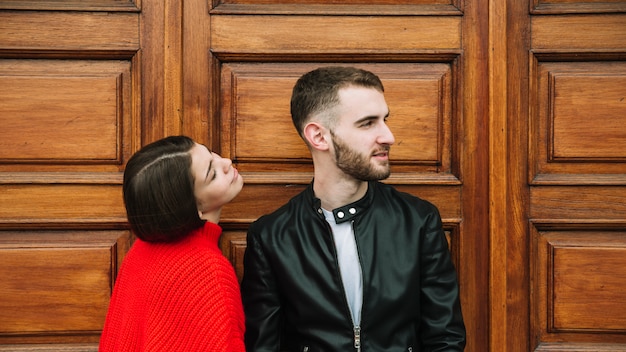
[418,208,466,352]
[240,225,283,351]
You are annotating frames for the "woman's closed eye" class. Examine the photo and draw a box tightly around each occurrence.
[204,158,215,182]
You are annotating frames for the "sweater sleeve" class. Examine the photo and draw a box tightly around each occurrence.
[144,250,246,352]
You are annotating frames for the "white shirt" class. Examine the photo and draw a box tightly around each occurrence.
[322,208,363,325]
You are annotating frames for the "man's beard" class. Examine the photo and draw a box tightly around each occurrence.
[331,133,391,181]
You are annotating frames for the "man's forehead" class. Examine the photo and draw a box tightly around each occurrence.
[337,87,388,113]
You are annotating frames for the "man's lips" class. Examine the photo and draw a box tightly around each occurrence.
[372,148,390,158]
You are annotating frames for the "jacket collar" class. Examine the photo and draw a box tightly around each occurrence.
[307,180,375,224]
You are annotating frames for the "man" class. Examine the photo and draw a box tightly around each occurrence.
[241,66,466,351]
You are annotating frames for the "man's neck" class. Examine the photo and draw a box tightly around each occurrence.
[313,172,368,210]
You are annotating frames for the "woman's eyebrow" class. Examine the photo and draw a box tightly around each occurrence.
[205,158,213,181]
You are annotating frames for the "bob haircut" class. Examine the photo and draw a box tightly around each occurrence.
[290,66,385,139]
[123,135,205,242]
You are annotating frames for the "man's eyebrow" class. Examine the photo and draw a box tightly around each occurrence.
[355,115,376,124]
[355,111,390,124]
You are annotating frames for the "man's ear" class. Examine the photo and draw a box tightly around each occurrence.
[303,122,329,151]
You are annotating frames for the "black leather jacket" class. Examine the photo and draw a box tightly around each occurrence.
[241,181,465,351]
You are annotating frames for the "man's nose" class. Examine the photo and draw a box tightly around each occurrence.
[379,124,395,145]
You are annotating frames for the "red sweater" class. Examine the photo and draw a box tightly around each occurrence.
[99,221,245,351]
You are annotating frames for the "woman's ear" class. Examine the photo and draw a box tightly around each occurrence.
[303,122,329,151]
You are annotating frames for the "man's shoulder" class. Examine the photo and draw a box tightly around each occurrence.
[249,189,309,232]
[373,181,439,212]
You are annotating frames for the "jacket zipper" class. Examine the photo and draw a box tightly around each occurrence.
[354,325,361,352]
[351,220,362,352]
[322,215,363,351]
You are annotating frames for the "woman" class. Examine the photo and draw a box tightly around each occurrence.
[99,136,245,351]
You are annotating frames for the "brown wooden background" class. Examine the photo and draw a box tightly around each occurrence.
[0,0,625,351]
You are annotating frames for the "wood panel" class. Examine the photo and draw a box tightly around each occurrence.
[0,11,139,54]
[0,230,132,345]
[206,2,489,352]
[1,74,120,160]
[0,0,166,350]
[525,3,626,352]
[0,185,126,225]
[0,1,138,11]
[530,187,626,221]
[489,0,626,350]
[219,0,454,5]
[0,60,133,169]
[530,61,626,184]
[211,15,461,53]
[549,74,626,159]
[532,0,626,14]
[531,229,626,349]
[219,62,457,177]
[531,14,626,50]
[0,0,561,350]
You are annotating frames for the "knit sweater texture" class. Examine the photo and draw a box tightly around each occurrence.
[99,221,245,351]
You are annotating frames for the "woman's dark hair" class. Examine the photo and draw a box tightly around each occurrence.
[123,135,204,242]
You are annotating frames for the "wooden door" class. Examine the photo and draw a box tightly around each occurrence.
[2,0,624,351]
[194,1,490,352]
[0,0,179,350]
[490,0,626,351]
[0,0,490,350]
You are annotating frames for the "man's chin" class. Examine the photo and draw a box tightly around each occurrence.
[363,168,391,181]
[377,172,391,181]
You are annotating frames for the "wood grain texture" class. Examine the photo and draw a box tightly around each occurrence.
[532,15,626,50]
[2,0,624,350]
[211,15,461,54]
[0,230,131,345]
[532,229,626,347]
[0,11,138,52]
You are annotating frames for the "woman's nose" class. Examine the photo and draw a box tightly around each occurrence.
[221,157,233,171]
